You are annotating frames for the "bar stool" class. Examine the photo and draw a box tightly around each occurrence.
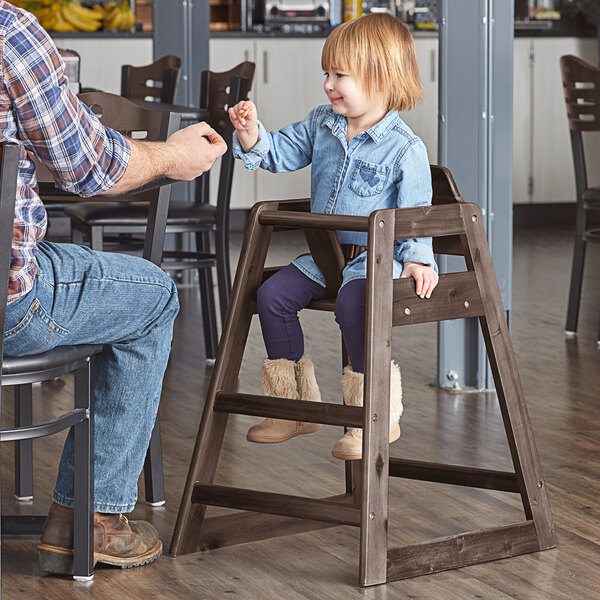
[0,142,100,581]
[559,54,600,344]
[169,165,557,586]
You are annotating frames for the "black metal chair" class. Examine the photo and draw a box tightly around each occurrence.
[64,62,256,361]
[121,54,182,104]
[0,143,99,581]
[18,93,180,510]
[559,54,600,344]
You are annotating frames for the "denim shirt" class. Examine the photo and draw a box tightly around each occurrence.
[233,104,437,289]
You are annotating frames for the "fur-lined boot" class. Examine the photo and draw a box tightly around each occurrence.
[246,355,322,443]
[331,361,403,460]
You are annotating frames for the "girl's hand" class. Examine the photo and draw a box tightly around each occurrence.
[228,101,259,152]
[400,262,439,299]
[228,100,257,131]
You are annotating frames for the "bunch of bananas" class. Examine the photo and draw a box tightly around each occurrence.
[7,1,135,33]
[102,1,135,32]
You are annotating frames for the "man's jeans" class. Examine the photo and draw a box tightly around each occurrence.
[4,242,179,513]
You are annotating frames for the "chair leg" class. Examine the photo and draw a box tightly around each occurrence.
[14,385,33,501]
[72,360,94,581]
[90,225,104,252]
[565,203,587,335]
[72,226,85,245]
[143,416,166,506]
[196,231,218,360]
[215,225,232,328]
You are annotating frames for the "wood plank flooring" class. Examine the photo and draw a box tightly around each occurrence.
[1,223,599,599]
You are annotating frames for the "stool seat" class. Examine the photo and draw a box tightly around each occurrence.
[65,200,216,228]
[3,344,103,376]
[581,187,600,208]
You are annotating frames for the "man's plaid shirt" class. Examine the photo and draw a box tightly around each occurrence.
[0,1,130,302]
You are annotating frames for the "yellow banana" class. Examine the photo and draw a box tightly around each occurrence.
[118,8,135,32]
[52,15,77,31]
[105,6,123,30]
[68,1,103,22]
[60,1,101,31]
[103,1,117,10]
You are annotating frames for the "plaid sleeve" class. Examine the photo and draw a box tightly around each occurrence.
[1,9,130,197]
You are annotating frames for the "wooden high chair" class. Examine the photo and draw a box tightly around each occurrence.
[170,165,557,586]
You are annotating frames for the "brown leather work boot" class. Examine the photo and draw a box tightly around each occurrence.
[38,502,162,574]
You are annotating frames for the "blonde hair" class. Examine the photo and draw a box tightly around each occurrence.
[321,14,424,112]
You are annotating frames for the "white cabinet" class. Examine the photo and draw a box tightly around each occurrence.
[254,38,325,203]
[401,36,438,163]
[51,37,153,94]
[210,37,325,208]
[513,36,600,204]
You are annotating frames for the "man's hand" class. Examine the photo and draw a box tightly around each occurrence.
[100,122,227,196]
[163,121,227,181]
[400,262,439,299]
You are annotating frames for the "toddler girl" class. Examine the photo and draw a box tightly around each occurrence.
[229,14,439,460]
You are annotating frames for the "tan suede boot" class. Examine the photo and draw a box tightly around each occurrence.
[332,361,403,460]
[246,355,322,443]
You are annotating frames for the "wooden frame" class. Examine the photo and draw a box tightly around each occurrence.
[170,165,557,586]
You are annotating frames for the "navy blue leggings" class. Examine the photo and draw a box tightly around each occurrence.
[256,264,367,373]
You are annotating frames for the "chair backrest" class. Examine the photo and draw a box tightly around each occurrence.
[560,54,600,133]
[0,143,22,368]
[196,62,256,236]
[77,91,180,265]
[121,54,182,104]
[559,54,600,196]
[199,61,256,139]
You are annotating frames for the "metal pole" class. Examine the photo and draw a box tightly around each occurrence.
[437,0,513,390]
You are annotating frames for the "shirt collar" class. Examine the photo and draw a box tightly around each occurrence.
[323,109,400,144]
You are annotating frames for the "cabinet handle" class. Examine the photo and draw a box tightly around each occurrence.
[263,50,268,84]
[430,49,436,82]
[244,49,249,61]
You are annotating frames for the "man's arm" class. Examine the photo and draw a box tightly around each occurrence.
[101,122,227,196]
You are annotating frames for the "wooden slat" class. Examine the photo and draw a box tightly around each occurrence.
[257,204,468,240]
[392,271,484,326]
[386,521,540,582]
[259,210,369,232]
[171,201,276,557]
[191,484,361,527]
[393,204,467,239]
[388,458,520,493]
[194,493,353,552]
[214,392,364,428]
[360,209,395,586]
[461,203,558,551]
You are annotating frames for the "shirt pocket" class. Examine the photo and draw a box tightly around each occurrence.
[348,160,389,198]
[3,298,69,356]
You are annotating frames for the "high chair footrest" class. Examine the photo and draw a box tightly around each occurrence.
[191,484,361,526]
[214,392,365,428]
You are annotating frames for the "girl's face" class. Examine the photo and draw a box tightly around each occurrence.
[323,66,388,127]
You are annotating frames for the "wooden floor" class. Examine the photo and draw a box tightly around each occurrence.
[1,223,599,599]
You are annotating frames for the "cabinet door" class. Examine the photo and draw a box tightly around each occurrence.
[513,38,533,205]
[532,37,599,203]
[52,38,153,94]
[401,36,438,163]
[209,38,257,209]
[255,38,326,202]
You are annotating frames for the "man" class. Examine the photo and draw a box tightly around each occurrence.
[0,1,226,573]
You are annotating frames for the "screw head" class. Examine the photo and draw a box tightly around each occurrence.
[464,300,470,308]
[369,512,375,520]
[404,307,411,315]
[472,214,477,222]
[379,220,385,229]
